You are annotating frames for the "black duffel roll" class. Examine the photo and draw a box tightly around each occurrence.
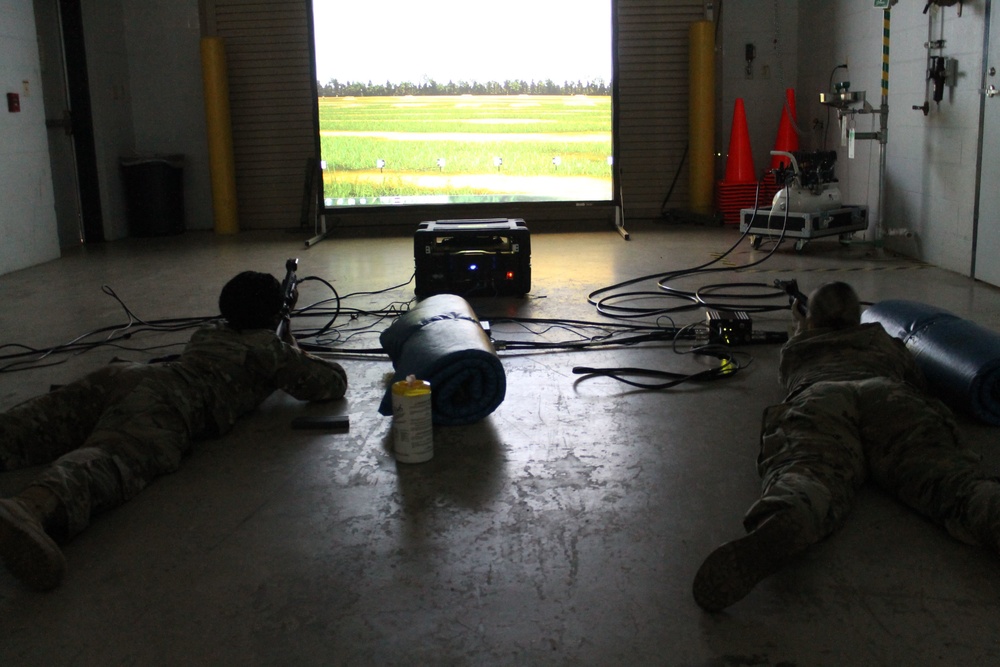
[378,294,506,425]
[862,300,1000,425]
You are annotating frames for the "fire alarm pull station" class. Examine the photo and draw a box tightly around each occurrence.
[7,93,20,113]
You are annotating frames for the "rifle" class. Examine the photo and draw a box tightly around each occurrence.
[276,258,299,339]
[774,279,808,317]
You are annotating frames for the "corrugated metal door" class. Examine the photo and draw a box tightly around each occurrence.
[617,0,707,219]
[203,0,316,230]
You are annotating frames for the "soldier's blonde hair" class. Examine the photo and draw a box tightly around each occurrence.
[806,281,861,330]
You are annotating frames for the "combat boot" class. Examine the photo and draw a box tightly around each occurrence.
[0,486,67,591]
[692,512,809,612]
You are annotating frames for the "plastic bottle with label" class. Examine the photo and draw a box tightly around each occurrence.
[391,375,433,463]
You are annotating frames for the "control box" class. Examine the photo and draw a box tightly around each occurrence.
[706,309,753,345]
[414,218,531,297]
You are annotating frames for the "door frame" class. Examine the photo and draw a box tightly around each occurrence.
[972,0,998,284]
[35,0,104,245]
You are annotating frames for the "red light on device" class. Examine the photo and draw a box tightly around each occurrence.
[506,271,514,280]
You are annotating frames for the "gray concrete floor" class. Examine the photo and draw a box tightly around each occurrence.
[1,224,999,666]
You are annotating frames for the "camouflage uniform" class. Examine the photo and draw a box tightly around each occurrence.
[0,323,347,540]
[746,322,1000,552]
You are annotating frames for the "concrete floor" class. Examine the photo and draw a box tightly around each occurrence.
[1,223,999,666]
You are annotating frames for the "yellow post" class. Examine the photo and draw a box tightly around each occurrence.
[200,37,239,234]
[688,20,716,217]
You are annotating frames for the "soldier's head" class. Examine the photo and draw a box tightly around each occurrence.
[219,271,284,331]
[806,281,861,330]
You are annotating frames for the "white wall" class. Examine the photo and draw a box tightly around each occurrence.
[721,1,984,276]
[882,2,984,274]
[719,0,800,183]
[0,0,208,276]
[797,0,984,275]
[81,0,210,239]
[0,0,61,275]
[82,0,136,241]
[0,0,210,278]
[122,0,211,231]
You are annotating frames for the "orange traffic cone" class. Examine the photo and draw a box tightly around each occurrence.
[723,98,755,184]
[770,88,799,170]
[717,98,760,224]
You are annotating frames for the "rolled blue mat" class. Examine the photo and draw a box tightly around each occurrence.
[378,294,506,425]
[862,300,1000,425]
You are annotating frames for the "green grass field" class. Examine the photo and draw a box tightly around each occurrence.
[318,95,613,202]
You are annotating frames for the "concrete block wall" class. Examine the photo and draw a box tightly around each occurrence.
[797,0,985,275]
[0,0,60,275]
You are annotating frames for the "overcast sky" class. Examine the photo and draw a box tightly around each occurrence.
[312,0,612,85]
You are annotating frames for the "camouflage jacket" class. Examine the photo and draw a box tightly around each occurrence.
[164,322,347,435]
[778,322,926,398]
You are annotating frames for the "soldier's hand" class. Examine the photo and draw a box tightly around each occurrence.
[791,298,806,321]
[279,318,298,347]
[791,298,808,334]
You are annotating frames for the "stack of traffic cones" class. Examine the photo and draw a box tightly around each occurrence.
[760,88,800,205]
[716,99,761,225]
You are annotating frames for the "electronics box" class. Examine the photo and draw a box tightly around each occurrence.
[706,309,753,346]
[414,218,531,297]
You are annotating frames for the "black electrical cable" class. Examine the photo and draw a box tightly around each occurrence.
[660,143,689,215]
[486,316,678,334]
[572,346,746,390]
[589,185,766,315]
[336,273,415,300]
[287,272,417,345]
[0,315,215,373]
[494,330,690,352]
[0,271,414,373]
[591,182,794,321]
[290,275,342,341]
[481,315,702,352]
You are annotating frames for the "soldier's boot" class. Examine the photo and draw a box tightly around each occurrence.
[0,486,66,591]
[692,512,809,612]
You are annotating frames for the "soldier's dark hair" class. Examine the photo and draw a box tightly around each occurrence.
[219,271,283,331]
[806,281,861,330]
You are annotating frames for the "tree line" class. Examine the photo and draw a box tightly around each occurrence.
[316,77,611,97]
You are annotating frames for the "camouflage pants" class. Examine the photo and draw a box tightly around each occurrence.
[746,377,1000,552]
[0,362,194,540]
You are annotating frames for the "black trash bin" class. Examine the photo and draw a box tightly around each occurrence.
[120,154,185,237]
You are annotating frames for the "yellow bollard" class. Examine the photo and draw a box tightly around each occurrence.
[200,37,239,234]
[688,20,716,218]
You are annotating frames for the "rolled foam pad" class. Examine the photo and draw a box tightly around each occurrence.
[862,300,1000,425]
[378,294,506,425]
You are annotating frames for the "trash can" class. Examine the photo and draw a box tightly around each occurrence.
[120,154,185,237]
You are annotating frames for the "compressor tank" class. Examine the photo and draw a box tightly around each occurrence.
[771,183,844,212]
